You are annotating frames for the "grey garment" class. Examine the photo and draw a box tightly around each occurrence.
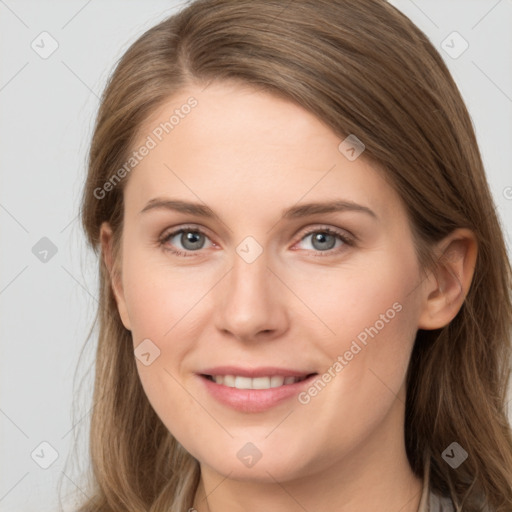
[429,490,497,512]
[420,459,494,512]
[418,457,456,512]
[428,491,456,512]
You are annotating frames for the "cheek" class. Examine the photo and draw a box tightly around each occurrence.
[121,248,210,341]
[290,247,421,422]
[290,248,419,358]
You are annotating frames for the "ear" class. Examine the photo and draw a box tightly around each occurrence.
[417,228,478,330]
[99,221,132,331]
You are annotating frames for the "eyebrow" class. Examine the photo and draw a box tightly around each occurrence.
[140,198,377,220]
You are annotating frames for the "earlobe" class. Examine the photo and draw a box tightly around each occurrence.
[99,222,132,331]
[417,229,478,330]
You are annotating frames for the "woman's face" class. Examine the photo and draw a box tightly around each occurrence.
[105,81,427,482]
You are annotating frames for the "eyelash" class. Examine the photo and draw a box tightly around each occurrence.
[157,224,355,258]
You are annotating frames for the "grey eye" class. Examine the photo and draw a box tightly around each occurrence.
[309,232,337,251]
[298,230,345,252]
[160,230,208,252]
[177,231,206,251]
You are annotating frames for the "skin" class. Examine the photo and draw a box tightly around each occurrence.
[100,81,477,512]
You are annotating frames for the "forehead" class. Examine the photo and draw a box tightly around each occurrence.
[124,81,400,222]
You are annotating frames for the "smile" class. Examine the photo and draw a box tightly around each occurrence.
[203,374,311,389]
[198,370,318,413]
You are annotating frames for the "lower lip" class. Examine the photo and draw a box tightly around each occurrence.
[198,374,318,413]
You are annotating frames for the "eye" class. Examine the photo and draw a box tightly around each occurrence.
[158,226,213,257]
[294,227,354,256]
[158,225,354,258]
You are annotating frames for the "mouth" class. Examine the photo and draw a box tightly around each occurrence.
[201,373,315,389]
[197,368,319,412]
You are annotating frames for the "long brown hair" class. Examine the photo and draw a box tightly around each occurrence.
[75,0,512,510]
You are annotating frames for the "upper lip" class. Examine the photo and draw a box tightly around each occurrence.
[199,366,317,378]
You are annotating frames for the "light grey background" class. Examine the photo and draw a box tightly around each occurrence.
[1,1,511,511]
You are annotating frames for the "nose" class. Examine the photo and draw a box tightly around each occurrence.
[214,248,289,343]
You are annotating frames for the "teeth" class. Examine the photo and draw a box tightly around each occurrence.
[270,376,285,388]
[252,376,271,389]
[223,375,235,387]
[235,376,252,389]
[211,374,307,389]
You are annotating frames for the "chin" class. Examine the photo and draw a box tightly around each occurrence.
[193,442,317,483]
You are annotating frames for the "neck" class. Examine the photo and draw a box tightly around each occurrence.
[194,459,422,512]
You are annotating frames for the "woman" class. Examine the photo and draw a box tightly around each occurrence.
[77,0,512,510]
